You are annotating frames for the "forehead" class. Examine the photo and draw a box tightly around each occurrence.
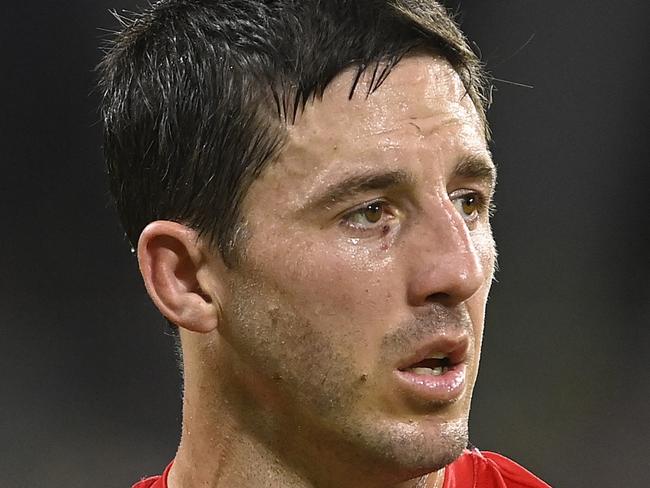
[244,54,488,210]
[291,55,481,142]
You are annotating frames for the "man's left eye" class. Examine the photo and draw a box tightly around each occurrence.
[452,193,482,222]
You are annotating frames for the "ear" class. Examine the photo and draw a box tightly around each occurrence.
[137,221,227,334]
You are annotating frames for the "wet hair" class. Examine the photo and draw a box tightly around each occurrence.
[98,0,489,263]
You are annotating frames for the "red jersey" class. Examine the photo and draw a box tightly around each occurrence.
[132,448,550,487]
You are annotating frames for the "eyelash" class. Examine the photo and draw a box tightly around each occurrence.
[450,191,491,225]
[341,200,396,234]
[339,191,492,235]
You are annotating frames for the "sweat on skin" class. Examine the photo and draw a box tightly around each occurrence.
[138,54,496,488]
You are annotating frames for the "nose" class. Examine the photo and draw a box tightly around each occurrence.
[406,199,487,308]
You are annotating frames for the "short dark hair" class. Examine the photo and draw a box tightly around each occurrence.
[98,0,489,263]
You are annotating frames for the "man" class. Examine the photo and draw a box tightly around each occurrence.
[99,1,550,487]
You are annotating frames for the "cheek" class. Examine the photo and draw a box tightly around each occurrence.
[467,226,495,329]
[234,236,401,365]
[223,253,394,418]
[253,230,398,315]
[475,223,496,285]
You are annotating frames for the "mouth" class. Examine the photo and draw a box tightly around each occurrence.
[394,335,469,404]
[404,355,453,376]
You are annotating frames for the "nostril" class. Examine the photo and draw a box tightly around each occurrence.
[426,292,452,304]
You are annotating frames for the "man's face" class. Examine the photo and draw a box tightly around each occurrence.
[214,54,496,481]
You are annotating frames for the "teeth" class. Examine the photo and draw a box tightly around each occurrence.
[428,353,447,360]
[410,366,446,376]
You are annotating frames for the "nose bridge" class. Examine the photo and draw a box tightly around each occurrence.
[407,195,484,306]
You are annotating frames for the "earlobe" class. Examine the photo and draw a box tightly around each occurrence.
[137,221,224,333]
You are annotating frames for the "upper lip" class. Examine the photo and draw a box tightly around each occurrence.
[395,334,470,370]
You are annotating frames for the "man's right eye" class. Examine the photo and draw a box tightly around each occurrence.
[342,200,395,232]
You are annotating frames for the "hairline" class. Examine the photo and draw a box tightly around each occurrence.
[224,49,489,265]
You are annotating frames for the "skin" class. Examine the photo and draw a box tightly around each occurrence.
[138,53,496,488]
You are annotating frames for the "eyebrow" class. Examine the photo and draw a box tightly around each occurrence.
[300,155,496,213]
[303,169,414,211]
[453,155,497,192]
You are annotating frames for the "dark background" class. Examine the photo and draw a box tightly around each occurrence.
[1,1,648,487]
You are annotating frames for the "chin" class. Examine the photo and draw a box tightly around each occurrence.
[402,417,468,471]
[345,415,468,481]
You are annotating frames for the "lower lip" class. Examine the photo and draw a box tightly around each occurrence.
[394,364,467,404]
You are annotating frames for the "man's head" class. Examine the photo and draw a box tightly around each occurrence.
[99,1,495,486]
[99,0,489,261]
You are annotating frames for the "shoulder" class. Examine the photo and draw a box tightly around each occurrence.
[444,448,552,488]
[131,462,172,488]
[131,475,162,488]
